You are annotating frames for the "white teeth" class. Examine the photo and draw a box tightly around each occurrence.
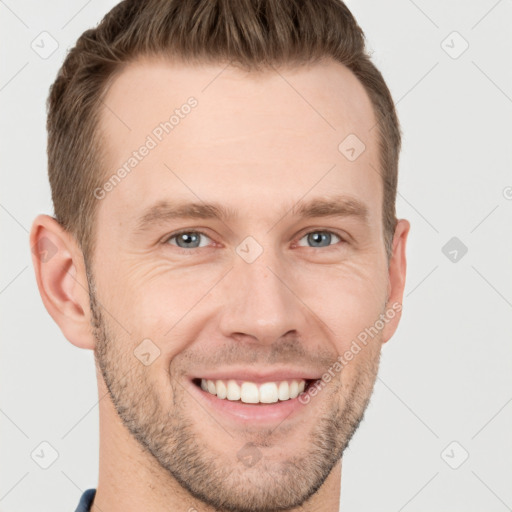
[259,382,278,403]
[278,381,289,401]
[199,378,307,403]
[216,380,227,399]
[227,379,241,401]
[241,382,259,403]
[289,380,299,399]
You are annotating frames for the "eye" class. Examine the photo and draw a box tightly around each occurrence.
[165,231,212,249]
[163,229,345,251]
[296,230,343,248]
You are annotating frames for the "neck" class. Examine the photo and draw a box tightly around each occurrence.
[92,377,342,512]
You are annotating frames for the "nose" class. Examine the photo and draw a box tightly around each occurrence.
[218,250,307,346]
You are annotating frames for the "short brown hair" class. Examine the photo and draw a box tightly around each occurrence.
[47,0,401,265]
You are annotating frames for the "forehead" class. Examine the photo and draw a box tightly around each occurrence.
[97,57,381,226]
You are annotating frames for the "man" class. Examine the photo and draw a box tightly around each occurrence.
[30,0,410,510]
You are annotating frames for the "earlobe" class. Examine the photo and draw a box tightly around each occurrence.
[30,214,95,350]
[381,218,410,344]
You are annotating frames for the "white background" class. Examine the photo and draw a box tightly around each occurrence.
[1,1,511,511]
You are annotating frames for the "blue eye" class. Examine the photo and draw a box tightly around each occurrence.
[297,231,342,248]
[164,229,344,251]
[166,231,211,249]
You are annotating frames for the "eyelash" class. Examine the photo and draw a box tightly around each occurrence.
[162,229,347,252]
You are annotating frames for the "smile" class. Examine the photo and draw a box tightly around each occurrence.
[197,378,307,403]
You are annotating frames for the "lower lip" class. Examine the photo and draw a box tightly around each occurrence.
[188,380,313,425]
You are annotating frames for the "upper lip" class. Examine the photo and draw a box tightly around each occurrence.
[190,367,323,384]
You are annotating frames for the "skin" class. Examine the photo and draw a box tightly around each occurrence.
[31,57,409,512]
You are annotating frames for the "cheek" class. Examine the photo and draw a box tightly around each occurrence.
[293,260,388,345]
[103,262,222,357]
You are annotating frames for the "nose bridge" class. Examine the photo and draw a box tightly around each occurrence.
[218,246,304,343]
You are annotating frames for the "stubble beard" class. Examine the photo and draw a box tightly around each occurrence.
[87,272,381,512]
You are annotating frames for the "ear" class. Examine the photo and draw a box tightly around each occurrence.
[30,214,95,350]
[381,218,410,344]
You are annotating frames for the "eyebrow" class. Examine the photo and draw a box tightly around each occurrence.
[134,194,369,233]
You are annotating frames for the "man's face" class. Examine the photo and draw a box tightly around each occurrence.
[89,57,400,511]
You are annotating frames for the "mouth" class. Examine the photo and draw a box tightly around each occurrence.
[187,369,323,424]
[192,377,316,404]
[189,372,321,428]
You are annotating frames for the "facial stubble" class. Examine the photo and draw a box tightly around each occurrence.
[87,269,382,512]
